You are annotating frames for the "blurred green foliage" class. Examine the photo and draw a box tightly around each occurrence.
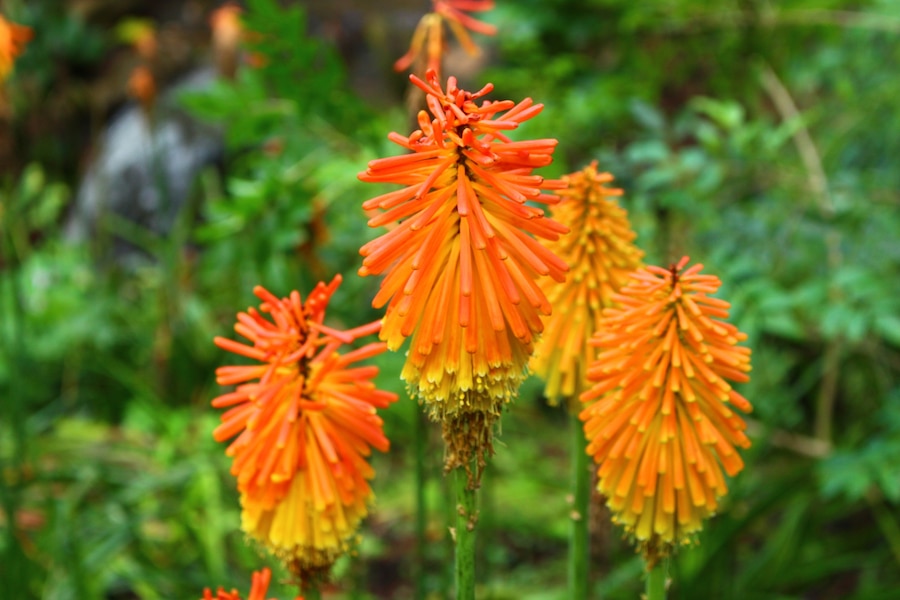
[2,0,899,598]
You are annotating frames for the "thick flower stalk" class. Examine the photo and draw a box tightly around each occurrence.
[201,567,302,600]
[212,276,397,580]
[394,1,496,77]
[580,257,752,559]
[0,14,32,83]
[359,71,567,475]
[532,161,644,408]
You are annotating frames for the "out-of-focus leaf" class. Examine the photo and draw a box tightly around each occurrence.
[875,314,900,347]
[625,139,670,164]
[692,96,745,130]
[629,99,666,132]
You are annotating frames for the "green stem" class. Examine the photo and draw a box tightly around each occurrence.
[868,494,900,567]
[0,199,28,462]
[413,408,427,599]
[814,339,841,444]
[439,472,453,595]
[0,206,33,600]
[303,584,322,600]
[645,559,668,600]
[455,467,477,600]
[569,413,591,600]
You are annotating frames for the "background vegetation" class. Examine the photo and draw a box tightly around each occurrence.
[2,0,899,598]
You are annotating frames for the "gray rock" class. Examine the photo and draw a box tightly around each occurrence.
[66,67,223,250]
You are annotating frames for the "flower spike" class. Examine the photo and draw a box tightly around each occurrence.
[201,567,302,600]
[394,1,496,77]
[580,257,752,559]
[532,162,644,407]
[212,276,397,581]
[359,70,567,478]
[0,14,32,83]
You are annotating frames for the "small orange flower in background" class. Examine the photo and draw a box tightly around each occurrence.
[116,20,157,115]
[127,65,156,114]
[359,70,567,475]
[394,0,496,76]
[0,14,32,83]
[580,257,752,560]
[210,2,257,78]
[532,161,644,407]
[201,567,302,600]
[212,276,397,580]
[210,2,243,45]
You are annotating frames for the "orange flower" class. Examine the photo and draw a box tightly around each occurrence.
[579,257,752,556]
[359,70,567,473]
[201,567,302,600]
[210,3,245,78]
[394,0,496,76]
[0,14,32,82]
[532,162,644,407]
[212,276,397,577]
[127,65,156,113]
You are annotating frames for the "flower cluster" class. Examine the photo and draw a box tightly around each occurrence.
[201,568,302,600]
[212,277,397,578]
[0,14,32,83]
[580,257,752,557]
[394,0,496,76]
[532,162,644,407]
[359,70,566,474]
[210,3,248,78]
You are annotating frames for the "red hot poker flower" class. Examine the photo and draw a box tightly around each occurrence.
[127,65,156,114]
[359,71,567,474]
[532,162,644,407]
[212,276,397,577]
[580,257,752,557]
[0,14,32,82]
[394,0,497,76]
[201,567,302,600]
[210,3,245,78]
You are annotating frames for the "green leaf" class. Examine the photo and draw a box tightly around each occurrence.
[626,139,670,164]
[875,314,900,346]
[629,99,665,131]
[692,96,745,130]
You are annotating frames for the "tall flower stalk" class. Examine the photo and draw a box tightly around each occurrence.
[359,70,567,597]
[391,4,499,589]
[531,162,644,599]
[359,70,567,477]
[211,276,397,592]
[580,257,753,595]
